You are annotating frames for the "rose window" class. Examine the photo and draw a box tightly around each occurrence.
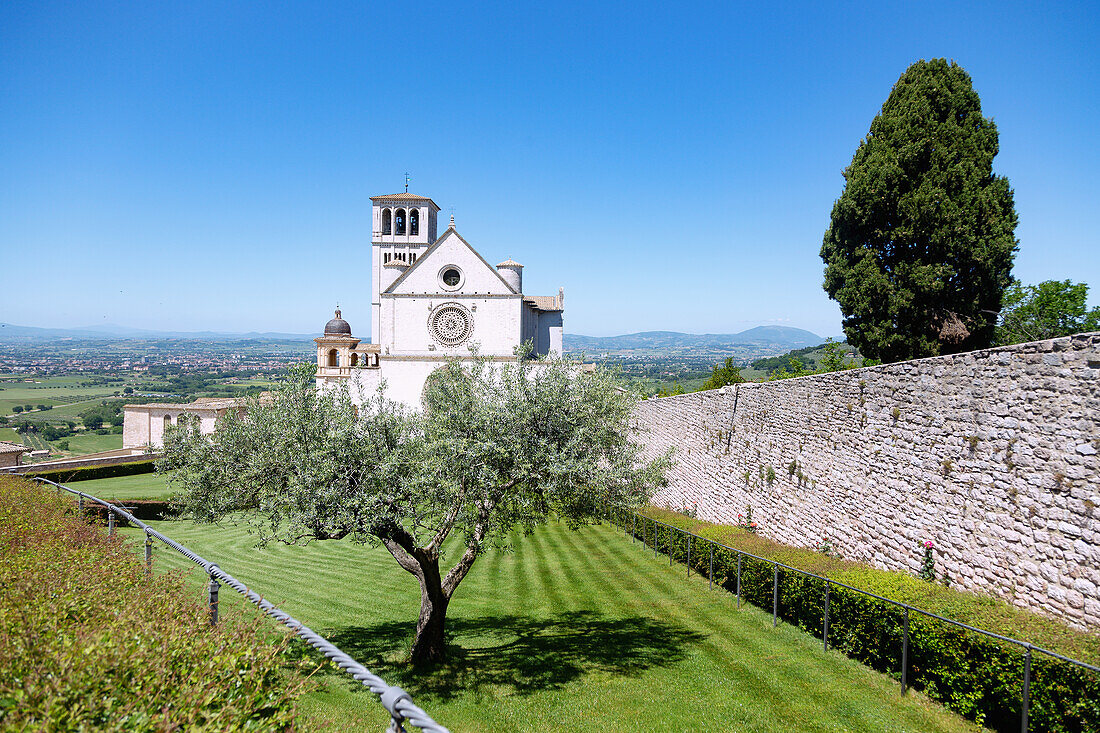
[429,304,474,346]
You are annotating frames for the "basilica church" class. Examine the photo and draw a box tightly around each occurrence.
[314,192,565,408]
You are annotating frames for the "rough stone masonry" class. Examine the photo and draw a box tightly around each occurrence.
[634,333,1100,629]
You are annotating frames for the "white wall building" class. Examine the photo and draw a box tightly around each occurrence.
[315,191,564,408]
[123,397,247,449]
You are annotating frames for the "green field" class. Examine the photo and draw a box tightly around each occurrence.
[0,375,122,416]
[118,516,981,733]
[73,471,174,500]
[0,427,22,444]
[57,432,123,455]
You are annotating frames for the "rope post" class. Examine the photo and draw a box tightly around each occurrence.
[208,569,220,627]
[1021,644,1032,733]
[823,581,830,652]
[144,529,153,576]
[736,553,742,609]
[108,509,115,537]
[902,606,910,694]
[773,564,779,628]
[708,544,714,591]
[382,686,411,733]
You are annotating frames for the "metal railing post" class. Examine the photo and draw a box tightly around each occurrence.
[709,545,714,590]
[1022,645,1032,733]
[670,527,673,566]
[30,476,450,733]
[823,581,830,652]
[773,564,779,628]
[108,509,115,536]
[902,607,909,694]
[687,534,692,577]
[78,494,84,514]
[736,553,742,608]
[208,568,220,627]
[144,529,153,576]
[631,513,635,543]
[654,520,658,559]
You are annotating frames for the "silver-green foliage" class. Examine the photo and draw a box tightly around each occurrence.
[160,354,671,662]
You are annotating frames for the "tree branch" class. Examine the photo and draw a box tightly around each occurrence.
[377,521,423,576]
[426,490,464,555]
[441,499,493,597]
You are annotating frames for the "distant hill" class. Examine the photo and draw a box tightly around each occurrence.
[564,326,822,352]
[0,323,314,342]
[1,322,824,352]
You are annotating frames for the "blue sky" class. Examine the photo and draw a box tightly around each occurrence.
[2,1,1097,338]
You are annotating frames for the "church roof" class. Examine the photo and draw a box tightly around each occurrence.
[324,308,352,335]
[497,258,523,268]
[524,295,563,312]
[0,440,27,454]
[384,227,521,295]
[370,193,440,209]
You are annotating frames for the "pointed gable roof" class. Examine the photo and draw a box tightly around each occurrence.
[384,227,520,295]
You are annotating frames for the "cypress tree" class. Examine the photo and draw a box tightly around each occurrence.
[821,59,1018,362]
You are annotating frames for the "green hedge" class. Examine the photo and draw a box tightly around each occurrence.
[0,475,314,730]
[80,499,175,525]
[613,510,1100,732]
[26,458,156,483]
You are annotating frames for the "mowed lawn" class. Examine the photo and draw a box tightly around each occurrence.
[121,517,982,733]
[74,471,174,500]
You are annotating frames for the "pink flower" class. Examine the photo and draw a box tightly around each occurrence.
[924,540,934,549]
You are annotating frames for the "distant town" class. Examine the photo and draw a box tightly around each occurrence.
[0,322,849,464]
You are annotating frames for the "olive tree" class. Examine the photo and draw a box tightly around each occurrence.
[160,355,670,664]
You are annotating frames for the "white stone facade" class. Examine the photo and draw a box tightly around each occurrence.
[123,398,245,449]
[634,333,1100,629]
[316,192,564,409]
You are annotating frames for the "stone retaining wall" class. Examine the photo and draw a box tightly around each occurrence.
[634,333,1100,628]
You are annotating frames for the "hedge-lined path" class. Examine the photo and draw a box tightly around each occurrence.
[121,516,983,732]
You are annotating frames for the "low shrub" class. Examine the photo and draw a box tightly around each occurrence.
[77,499,176,525]
[619,507,1100,733]
[0,476,315,731]
[26,458,156,483]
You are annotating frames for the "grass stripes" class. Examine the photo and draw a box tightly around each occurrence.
[119,517,983,732]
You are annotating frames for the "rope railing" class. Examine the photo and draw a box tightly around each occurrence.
[33,477,449,733]
[602,503,1100,733]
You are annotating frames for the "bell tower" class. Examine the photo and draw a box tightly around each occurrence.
[369,192,441,343]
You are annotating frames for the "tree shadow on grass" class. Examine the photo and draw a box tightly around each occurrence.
[323,611,706,700]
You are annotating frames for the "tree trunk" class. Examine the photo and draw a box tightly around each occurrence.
[410,557,449,664]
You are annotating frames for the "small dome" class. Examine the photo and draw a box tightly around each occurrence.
[497,258,523,268]
[384,258,409,268]
[324,308,352,335]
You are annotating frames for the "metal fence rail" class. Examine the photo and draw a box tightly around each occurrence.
[604,504,1100,733]
[34,477,449,733]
